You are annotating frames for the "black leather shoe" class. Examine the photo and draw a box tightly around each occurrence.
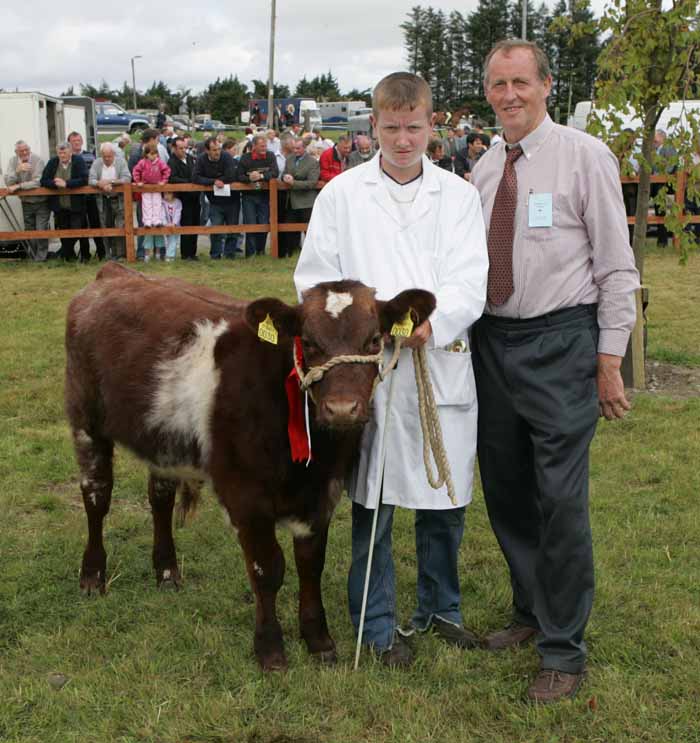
[374,632,414,668]
[431,616,481,649]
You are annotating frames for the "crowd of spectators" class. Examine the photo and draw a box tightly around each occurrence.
[5,111,690,261]
[2,116,385,261]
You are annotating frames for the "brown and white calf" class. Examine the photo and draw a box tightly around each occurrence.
[65,262,434,670]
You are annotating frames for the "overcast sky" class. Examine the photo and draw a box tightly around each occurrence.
[2,0,608,99]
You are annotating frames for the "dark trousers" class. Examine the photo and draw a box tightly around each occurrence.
[279,206,312,258]
[651,182,673,246]
[180,197,200,258]
[56,209,85,261]
[472,305,600,674]
[80,195,106,260]
[242,193,269,256]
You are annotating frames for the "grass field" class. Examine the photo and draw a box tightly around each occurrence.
[0,248,698,743]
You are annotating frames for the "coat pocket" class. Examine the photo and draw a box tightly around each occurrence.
[427,349,476,407]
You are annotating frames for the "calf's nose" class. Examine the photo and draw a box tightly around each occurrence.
[320,398,362,425]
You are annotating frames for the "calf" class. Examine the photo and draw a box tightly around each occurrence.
[65,262,434,670]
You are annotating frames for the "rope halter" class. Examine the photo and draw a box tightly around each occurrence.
[292,336,403,402]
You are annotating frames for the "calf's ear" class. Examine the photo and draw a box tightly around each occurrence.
[245,298,301,341]
[377,289,436,334]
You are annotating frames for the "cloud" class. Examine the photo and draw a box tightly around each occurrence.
[2,0,608,97]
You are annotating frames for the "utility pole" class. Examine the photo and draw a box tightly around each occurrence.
[130,55,142,110]
[521,0,527,39]
[267,0,276,129]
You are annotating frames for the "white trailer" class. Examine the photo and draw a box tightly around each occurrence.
[319,101,366,124]
[568,99,700,134]
[0,92,65,247]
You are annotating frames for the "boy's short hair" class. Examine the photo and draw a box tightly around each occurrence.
[372,72,433,119]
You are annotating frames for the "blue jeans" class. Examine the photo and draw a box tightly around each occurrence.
[242,193,269,256]
[209,200,240,258]
[348,501,466,650]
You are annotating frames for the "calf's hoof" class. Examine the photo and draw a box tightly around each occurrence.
[80,571,106,597]
[255,631,288,672]
[156,566,182,590]
[311,646,338,666]
[257,648,289,672]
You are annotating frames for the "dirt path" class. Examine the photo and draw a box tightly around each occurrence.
[644,361,700,398]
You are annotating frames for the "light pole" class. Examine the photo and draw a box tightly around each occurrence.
[130,55,142,110]
[267,0,276,129]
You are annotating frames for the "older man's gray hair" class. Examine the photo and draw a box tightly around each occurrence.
[100,142,115,155]
[252,133,267,147]
[14,139,30,151]
[56,141,71,152]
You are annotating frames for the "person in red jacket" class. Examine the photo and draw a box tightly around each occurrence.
[319,136,352,182]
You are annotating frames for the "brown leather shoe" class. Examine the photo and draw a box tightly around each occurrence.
[527,669,585,703]
[483,622,537,651]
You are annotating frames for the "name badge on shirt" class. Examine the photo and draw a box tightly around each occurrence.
[528,192,553,228]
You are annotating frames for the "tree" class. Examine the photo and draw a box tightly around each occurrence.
[401,6,425,74]
[586,0,700,275]
[251,79,290,98]
[196,75,249,123]
[294,71,341,100]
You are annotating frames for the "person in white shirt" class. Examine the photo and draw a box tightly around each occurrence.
[88,142,132,259]
[294,72,488,667]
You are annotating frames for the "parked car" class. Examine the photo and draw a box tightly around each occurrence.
[200,119,228,131]
[95,102,150,133]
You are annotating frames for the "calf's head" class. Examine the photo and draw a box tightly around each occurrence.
[245,280,435,429]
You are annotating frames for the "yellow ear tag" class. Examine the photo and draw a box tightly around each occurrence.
[258,313,279,345]
[391,308,415,338]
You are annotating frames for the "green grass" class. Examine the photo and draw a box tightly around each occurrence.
[0,251,698,742]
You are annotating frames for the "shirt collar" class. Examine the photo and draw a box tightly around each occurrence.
[503,113,554,161]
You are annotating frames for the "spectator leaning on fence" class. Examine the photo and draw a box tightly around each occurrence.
[279,137,320,259]
[193,136,239,260]
[132,143,171,262]
[40,141,88,262]
[168,136,200,261]
[319,136,352,182]
[237,133,279,257]
[5,139,50,261]
[68,131,105,261]
[88,142,132,261]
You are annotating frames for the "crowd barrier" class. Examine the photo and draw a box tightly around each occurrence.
[0,172,697,260]
[0,180,324,261]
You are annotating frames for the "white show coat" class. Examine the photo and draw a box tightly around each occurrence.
[294,154,488,509]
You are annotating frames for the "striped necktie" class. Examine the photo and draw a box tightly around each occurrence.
[487,145,523,306]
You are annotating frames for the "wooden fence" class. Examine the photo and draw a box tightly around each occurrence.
[0,172,697,260]
[0,180,321,261]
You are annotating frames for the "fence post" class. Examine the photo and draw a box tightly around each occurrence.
[123,182,136,263]
[269,178,279,258]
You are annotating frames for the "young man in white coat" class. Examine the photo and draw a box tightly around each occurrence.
[294,73,489,667]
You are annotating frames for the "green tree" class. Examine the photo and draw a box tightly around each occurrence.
[294,71,341,100]
[251,79,290,98]
[196,75,249,123]
[586,0,700,274]
[401,6,426,74]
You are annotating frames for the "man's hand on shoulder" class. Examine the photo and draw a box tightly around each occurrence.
[403,320,432,349]
[597,353,631,420]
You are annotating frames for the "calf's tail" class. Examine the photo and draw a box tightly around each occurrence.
[176,480,203,527]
